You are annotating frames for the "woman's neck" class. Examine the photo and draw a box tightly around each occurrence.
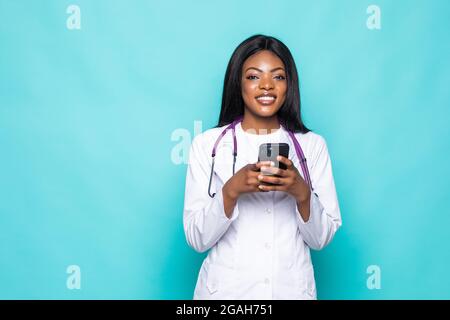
[241,112,280,135]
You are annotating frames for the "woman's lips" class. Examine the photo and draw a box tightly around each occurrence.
[255,95,276,106]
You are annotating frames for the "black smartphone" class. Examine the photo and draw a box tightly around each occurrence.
[258,143,290,175]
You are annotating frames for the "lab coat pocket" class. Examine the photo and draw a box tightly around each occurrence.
[206,263,237,298]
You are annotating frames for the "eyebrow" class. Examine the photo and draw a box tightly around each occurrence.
[244,67,285,73]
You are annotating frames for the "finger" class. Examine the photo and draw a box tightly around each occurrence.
[277,155,293,168]
[255,161,275,170]
[248,177,272,192]
[258,174,284,185]
[258,184,283,192]
[250,162,270,171]
[260,166,286,177]
[248,178,268,192]
[248,170,263,180]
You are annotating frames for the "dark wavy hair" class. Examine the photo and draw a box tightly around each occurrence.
[216,34,310,133]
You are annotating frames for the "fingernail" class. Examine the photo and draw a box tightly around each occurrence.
[271,161,275,166]
[277,156,281,161]
[261,166,267,171]
[258,185,264,189]
[258,175,263,180]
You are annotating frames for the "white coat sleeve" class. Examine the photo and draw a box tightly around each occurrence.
[295,135,342,250]
[183,133,240,253]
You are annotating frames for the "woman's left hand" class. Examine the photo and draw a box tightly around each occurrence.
[257,155,311,203]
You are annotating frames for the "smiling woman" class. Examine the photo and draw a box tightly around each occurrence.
[241,51,287,125]
[217,35,308,134]
[183,35,342,300]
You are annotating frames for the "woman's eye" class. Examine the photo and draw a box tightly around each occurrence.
[274,75,286,80]
[246,75,259,80]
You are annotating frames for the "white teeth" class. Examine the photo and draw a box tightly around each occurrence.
[256,96,275,101]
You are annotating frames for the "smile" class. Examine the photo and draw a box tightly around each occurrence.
[255,94,276,105]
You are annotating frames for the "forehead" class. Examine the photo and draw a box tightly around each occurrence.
[242,50,285,70]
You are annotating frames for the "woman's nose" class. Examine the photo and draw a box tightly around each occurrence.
[259,76,274,90]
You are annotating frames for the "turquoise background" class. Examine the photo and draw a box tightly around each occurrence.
[1,0,449,299]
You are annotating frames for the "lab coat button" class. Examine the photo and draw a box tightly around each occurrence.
[265,208,272,214]
[264,278,270,285]
[206,281,218,294]
[264,242,271,250]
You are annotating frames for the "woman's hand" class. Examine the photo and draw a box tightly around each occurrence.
[257,155,311,203]
[222,157,311,221]
[222,160,274,218]
[223,160,274,200]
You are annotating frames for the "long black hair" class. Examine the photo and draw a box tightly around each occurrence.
[216,34,310,133]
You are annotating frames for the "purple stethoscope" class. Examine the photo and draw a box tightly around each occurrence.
[208,116,313,198]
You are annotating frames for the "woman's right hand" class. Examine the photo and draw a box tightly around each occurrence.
[223,161,274,200]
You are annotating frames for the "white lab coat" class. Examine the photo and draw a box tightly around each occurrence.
[183,122,342,300]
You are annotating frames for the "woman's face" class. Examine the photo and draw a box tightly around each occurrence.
[241,50,287,119]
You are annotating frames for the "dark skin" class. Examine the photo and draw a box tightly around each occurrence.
[222,50,311,222]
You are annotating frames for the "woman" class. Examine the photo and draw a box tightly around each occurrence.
[183,35,342,300]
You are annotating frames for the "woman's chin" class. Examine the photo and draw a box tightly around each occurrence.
[256,105,279,116]
[246,103,281,118]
